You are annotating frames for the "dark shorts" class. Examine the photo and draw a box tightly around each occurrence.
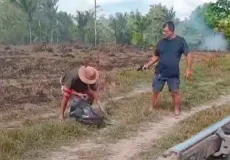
[152,73,180,92]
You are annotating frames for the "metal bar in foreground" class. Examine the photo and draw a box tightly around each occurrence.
[158,116,230,160]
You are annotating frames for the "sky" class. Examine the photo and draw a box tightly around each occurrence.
[57,0,217,20]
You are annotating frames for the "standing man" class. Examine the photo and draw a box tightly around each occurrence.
[58,65,105,121]
[143,21,193,117]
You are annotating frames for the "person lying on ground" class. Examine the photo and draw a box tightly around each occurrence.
[58,65,106,121]
[142,21,193,117]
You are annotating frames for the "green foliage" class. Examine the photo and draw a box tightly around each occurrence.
[203,0,230,45]
[0,0,28,44]
[129,11,150,47]
[145,4,176,45]
[217,16,230,43]
[1,0,229,49]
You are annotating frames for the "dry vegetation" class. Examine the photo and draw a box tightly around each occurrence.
[0,43,230,160]
[140,104,230,160]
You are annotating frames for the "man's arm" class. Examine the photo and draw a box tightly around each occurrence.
[59,87,72,120]
[186,53,193,70]
[59,86,88,120]
[143,43,160,69]
[182,38,193,78]
[93,91,106,115]
[144,55,159,69]
[88,83,107,116]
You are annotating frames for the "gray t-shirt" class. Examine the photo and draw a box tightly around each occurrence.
[154,36,189,78]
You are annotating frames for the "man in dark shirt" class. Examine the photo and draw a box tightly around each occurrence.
[143,21,193,117]
[58,65,104,121]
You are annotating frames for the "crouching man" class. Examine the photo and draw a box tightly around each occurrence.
[58,65,105,121]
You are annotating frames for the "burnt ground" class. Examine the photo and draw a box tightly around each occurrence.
[0,43,154,124]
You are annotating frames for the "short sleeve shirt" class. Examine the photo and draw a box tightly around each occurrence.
[60,68,97,93]
[154,36,189,78]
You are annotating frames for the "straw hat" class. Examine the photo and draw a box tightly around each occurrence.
[78,66,99,84]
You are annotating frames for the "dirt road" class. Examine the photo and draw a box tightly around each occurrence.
[45,93,230,160]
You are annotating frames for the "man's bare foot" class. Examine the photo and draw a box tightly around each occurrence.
[174,110,180,118]
[149,106,154,112]
[58,115,64,121]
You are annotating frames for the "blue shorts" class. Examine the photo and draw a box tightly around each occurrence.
[152,73,180,92]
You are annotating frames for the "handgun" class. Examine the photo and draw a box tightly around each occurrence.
[137,65,146,71]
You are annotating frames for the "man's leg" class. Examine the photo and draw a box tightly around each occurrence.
[167,78,181,116]
[151,74,165,110]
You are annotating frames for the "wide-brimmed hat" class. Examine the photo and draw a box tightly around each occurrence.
[78,66,99,84]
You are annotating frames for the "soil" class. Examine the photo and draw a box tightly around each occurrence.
[0,43,228,160]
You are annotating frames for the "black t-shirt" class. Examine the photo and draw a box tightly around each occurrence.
[60,68,97,93]
[154,36,189,78]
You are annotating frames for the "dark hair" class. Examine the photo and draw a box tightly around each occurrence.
[163,21,175,32]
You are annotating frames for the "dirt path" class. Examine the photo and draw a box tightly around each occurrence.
[107,95,230,160]
[44,93,230,160]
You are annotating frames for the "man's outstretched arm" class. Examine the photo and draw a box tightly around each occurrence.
[143,55,159,69]
[143,43,160,69]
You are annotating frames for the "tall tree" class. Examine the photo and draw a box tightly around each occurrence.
[10,0,38,44]
[42,0,59,43]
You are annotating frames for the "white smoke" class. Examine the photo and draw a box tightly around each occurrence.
[199,32,228,51]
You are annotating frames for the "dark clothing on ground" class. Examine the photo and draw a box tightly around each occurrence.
[154,36,189,78]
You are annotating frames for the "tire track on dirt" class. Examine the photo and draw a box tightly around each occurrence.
[108,95,230,160]
[48,95,230,160]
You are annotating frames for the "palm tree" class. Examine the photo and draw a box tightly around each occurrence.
[42,0,58,43]
[75,10,94,42]
[10,0,38,44]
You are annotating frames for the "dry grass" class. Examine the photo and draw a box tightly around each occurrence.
[140,105,230,160]
[1,53,230,159]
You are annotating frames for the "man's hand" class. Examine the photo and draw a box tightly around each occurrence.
[96,100,107,117]
[78,93,88,100]
[72,91,88,100]
[185,53,193,80]
[185,68,192,80]
[142,64,148,70]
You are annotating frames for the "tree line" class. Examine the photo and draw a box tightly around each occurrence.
[1,0,229,49]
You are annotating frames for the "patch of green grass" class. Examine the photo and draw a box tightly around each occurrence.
[140,105,230,160]
[0,121,95,160]
[117,70,152,88]
[99,69,153,101]
[111,70,153,95]
[101,92,166,142]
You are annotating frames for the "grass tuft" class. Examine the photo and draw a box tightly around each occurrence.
[140,105,230,159]
[0,121,94,160]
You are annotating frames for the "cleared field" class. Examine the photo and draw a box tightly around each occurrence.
[0,43,230,160]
